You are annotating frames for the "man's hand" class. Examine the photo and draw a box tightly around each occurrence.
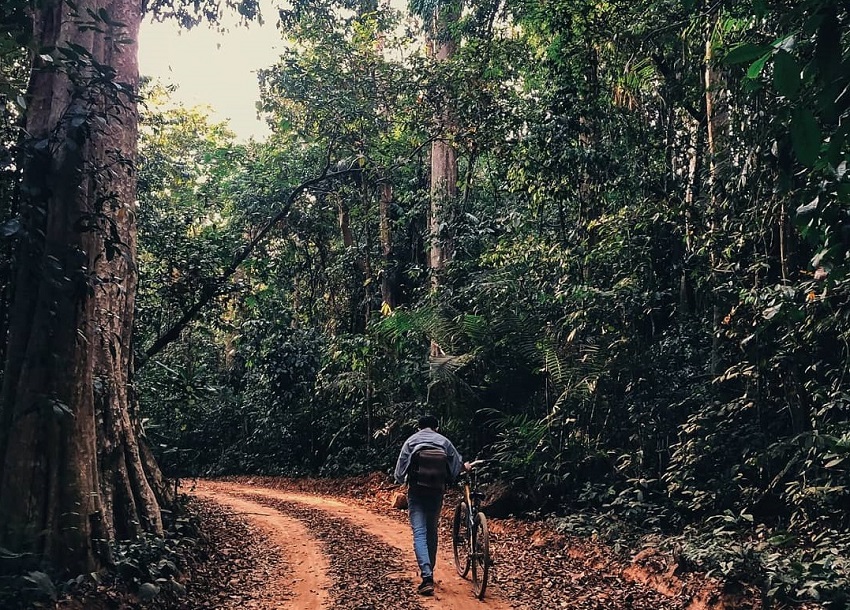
[465,460,485,471]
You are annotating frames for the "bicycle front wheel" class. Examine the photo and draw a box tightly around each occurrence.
[452,501,470,577]
[471,512,490,599]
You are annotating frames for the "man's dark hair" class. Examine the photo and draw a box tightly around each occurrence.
[418,415,439,430]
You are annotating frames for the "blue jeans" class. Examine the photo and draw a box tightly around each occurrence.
[407,491,443,578]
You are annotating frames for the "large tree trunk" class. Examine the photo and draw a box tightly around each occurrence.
[0,0,161,575]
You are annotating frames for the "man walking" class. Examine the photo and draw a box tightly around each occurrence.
[394,415,467,596]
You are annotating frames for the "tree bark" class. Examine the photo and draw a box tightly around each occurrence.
[680,117,703,314]
[428,3,459,276]
[0,0,161,574]
[379,181,396,309]
[428,3,459,358]
[704,15,730,376]
[429,135,457,277]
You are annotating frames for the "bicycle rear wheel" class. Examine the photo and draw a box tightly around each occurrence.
[452,501,470,577]
[471,512,490,599]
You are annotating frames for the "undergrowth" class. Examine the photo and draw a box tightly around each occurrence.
[0,497,200,609]
[548,490,849,609]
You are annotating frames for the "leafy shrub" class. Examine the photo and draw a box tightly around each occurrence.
[0,500,199,608]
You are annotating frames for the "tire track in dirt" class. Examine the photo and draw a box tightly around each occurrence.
[194,480,515,610]
[241,494,424,610]
[192,486,330,609]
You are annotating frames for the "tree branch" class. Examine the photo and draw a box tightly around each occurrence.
[136,163,359,371]
[136,134,441,371]
[651,54,706,125]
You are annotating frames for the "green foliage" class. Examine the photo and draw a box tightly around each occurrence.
[0,505,198,609]
[111,531,191,602]
[130,0,850,604]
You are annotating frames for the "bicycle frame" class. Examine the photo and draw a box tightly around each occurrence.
[452,460,490,598]
[461,469,482,547]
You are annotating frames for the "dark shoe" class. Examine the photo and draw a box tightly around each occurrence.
[417,577,435,596]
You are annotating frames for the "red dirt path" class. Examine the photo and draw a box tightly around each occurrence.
[193,479,513,610]
[188,477,819,610]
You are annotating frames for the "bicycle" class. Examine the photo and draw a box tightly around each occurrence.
[451,459,490,599]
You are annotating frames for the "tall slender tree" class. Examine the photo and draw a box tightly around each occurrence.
[421,0,459,358]
[703,11,730,376]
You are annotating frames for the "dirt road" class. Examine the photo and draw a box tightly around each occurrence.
[190,478,779,610]
[193,480,514,610]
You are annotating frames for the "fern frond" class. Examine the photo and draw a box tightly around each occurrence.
[429,352,476,377]
[542,343,567,387]
[460,313,489,344]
